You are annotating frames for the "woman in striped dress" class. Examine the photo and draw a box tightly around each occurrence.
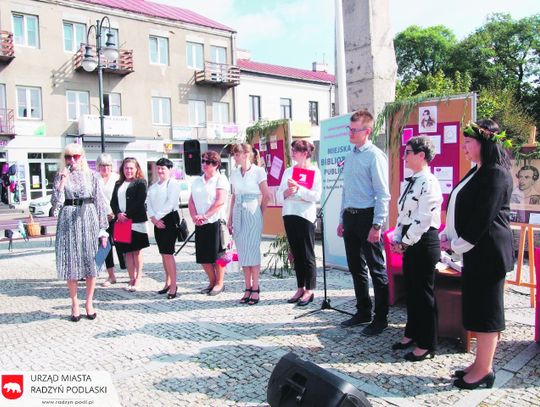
[52,143,109,322]
[229,144,270,305]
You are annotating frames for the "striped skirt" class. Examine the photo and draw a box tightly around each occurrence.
[233,194,262,267]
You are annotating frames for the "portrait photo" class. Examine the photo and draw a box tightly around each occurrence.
[418,106,438,133]
[510,159,540,223]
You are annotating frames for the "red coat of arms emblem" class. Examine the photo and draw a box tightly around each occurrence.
[2,374,24,400]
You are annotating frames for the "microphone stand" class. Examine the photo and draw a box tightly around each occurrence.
[174,230,195,256]
[296,167,354,319]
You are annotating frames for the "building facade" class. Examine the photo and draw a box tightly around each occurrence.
[0,0,239,206]
[236,53,335,142]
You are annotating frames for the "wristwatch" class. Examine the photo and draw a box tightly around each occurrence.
[372,224,381,230]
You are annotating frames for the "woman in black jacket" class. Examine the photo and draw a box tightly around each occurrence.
[111,157,149,292]
[441,119,514,390]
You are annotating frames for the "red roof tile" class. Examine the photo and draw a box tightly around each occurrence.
[237,59,335,84]
[78,0,234,32]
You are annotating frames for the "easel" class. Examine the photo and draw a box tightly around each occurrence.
[509,222,537,308]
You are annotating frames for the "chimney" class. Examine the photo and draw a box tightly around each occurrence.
[312,62,328,72]
[237,49,252,60]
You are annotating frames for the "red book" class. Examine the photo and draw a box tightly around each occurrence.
[292,167,315,189]
[113,219,132,243]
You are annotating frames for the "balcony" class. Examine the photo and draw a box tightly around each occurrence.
[0,109,15,137]
[195,62,240,88]
[0,31,15,63]
[74,44,134,75]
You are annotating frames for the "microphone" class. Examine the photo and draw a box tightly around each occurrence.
[67,164,73,173]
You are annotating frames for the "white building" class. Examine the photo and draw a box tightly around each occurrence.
[235,51,335,141]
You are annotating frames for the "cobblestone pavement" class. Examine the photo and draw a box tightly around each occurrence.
[0,238,538,407]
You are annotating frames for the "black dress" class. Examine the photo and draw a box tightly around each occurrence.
[450,164,515,332]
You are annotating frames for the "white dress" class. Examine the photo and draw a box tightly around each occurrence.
[230,165,267,266]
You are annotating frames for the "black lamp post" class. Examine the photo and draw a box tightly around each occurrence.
[81,16,119,153]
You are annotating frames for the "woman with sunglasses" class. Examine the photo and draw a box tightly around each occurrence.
[95,153,126,287]
[146,158,182,299]
[391,136,443,361]
[277,140,322,306]
[189,151,229,295]
[229,143,270,305]
[52,143,109,321]
[110,157,149,292]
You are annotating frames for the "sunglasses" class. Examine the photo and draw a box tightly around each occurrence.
[201,159,217,165]
[346,126,370,134]
[64,154,81,160]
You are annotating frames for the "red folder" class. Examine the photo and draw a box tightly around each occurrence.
[113,219,132,243]
[292,167,315,189]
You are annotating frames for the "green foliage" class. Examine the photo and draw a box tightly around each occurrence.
[262,235,294,278]
[394,13,540,126]
[477,86,535,145]
[245,119,288,144]
[394,25,457,82]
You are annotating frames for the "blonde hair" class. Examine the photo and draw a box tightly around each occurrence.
[231,143,265,166]
[60,143,91,174]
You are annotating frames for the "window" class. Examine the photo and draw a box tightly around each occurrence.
[63,21,86,52]
[249,95,261,122]
[280,98,292,119]
[331,102,336,117]
[149,36,169,65]
[309,101,319,125]
[210,46,226,64]
[104,93,121,116]
[16,86,42,119]
[152,97,171,125]
[13,13,39,47]
[186,42,204,69]
[188,100,206,126]
[213,102,229,124]
[66,90,89,121]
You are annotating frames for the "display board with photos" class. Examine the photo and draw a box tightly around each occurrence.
[509,158,540,225]
[388,95,475,227]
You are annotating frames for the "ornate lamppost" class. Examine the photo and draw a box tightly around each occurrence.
[81,16,119,153]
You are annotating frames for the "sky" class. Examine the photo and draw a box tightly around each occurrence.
[154,0,540,74]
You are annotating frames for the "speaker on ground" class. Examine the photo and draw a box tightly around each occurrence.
[267,352,372,407]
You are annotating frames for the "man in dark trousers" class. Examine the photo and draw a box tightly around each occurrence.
[337,110,390,335]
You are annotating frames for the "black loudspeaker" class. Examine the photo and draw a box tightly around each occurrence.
[184,139,202,176]
[267,353,372,407]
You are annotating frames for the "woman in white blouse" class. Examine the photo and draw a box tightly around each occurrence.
[391,136,443,361]
[189,151,230,296]
[146,158,182,299]
[229,143,270,305]
[278,140,322,306]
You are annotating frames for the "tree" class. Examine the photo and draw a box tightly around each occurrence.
[394,25,457,82]
[451,13,540,121]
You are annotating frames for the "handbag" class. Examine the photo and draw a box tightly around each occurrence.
[175,186,190,242]
[219,219,230,251]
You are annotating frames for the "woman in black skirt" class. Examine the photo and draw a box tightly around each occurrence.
[111,157,149,292]
[441,119,514,390]
[391,136,443,361]
[146,158,182,299]
[188,151,230,296]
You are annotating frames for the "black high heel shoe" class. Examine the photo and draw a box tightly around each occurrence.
[404,349,435,362]
[248,288,260,305]
[287,292,304,304]
[453,370,466,379]
[86,313,97,320]
[392,340,414,350]
[157,286,170,295]
[453,371,495,390]
[239,289,252,304]
[297,293,314,306]
[167,288,178,299]
[70,315,81,322]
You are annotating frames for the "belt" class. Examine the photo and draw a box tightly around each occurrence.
[235,194,260,203]
[65,198,94,206]
[344,207,373,215]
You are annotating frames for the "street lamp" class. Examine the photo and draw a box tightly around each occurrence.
[81,16,119,153]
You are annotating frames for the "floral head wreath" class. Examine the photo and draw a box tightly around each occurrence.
[463,121,511,148]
